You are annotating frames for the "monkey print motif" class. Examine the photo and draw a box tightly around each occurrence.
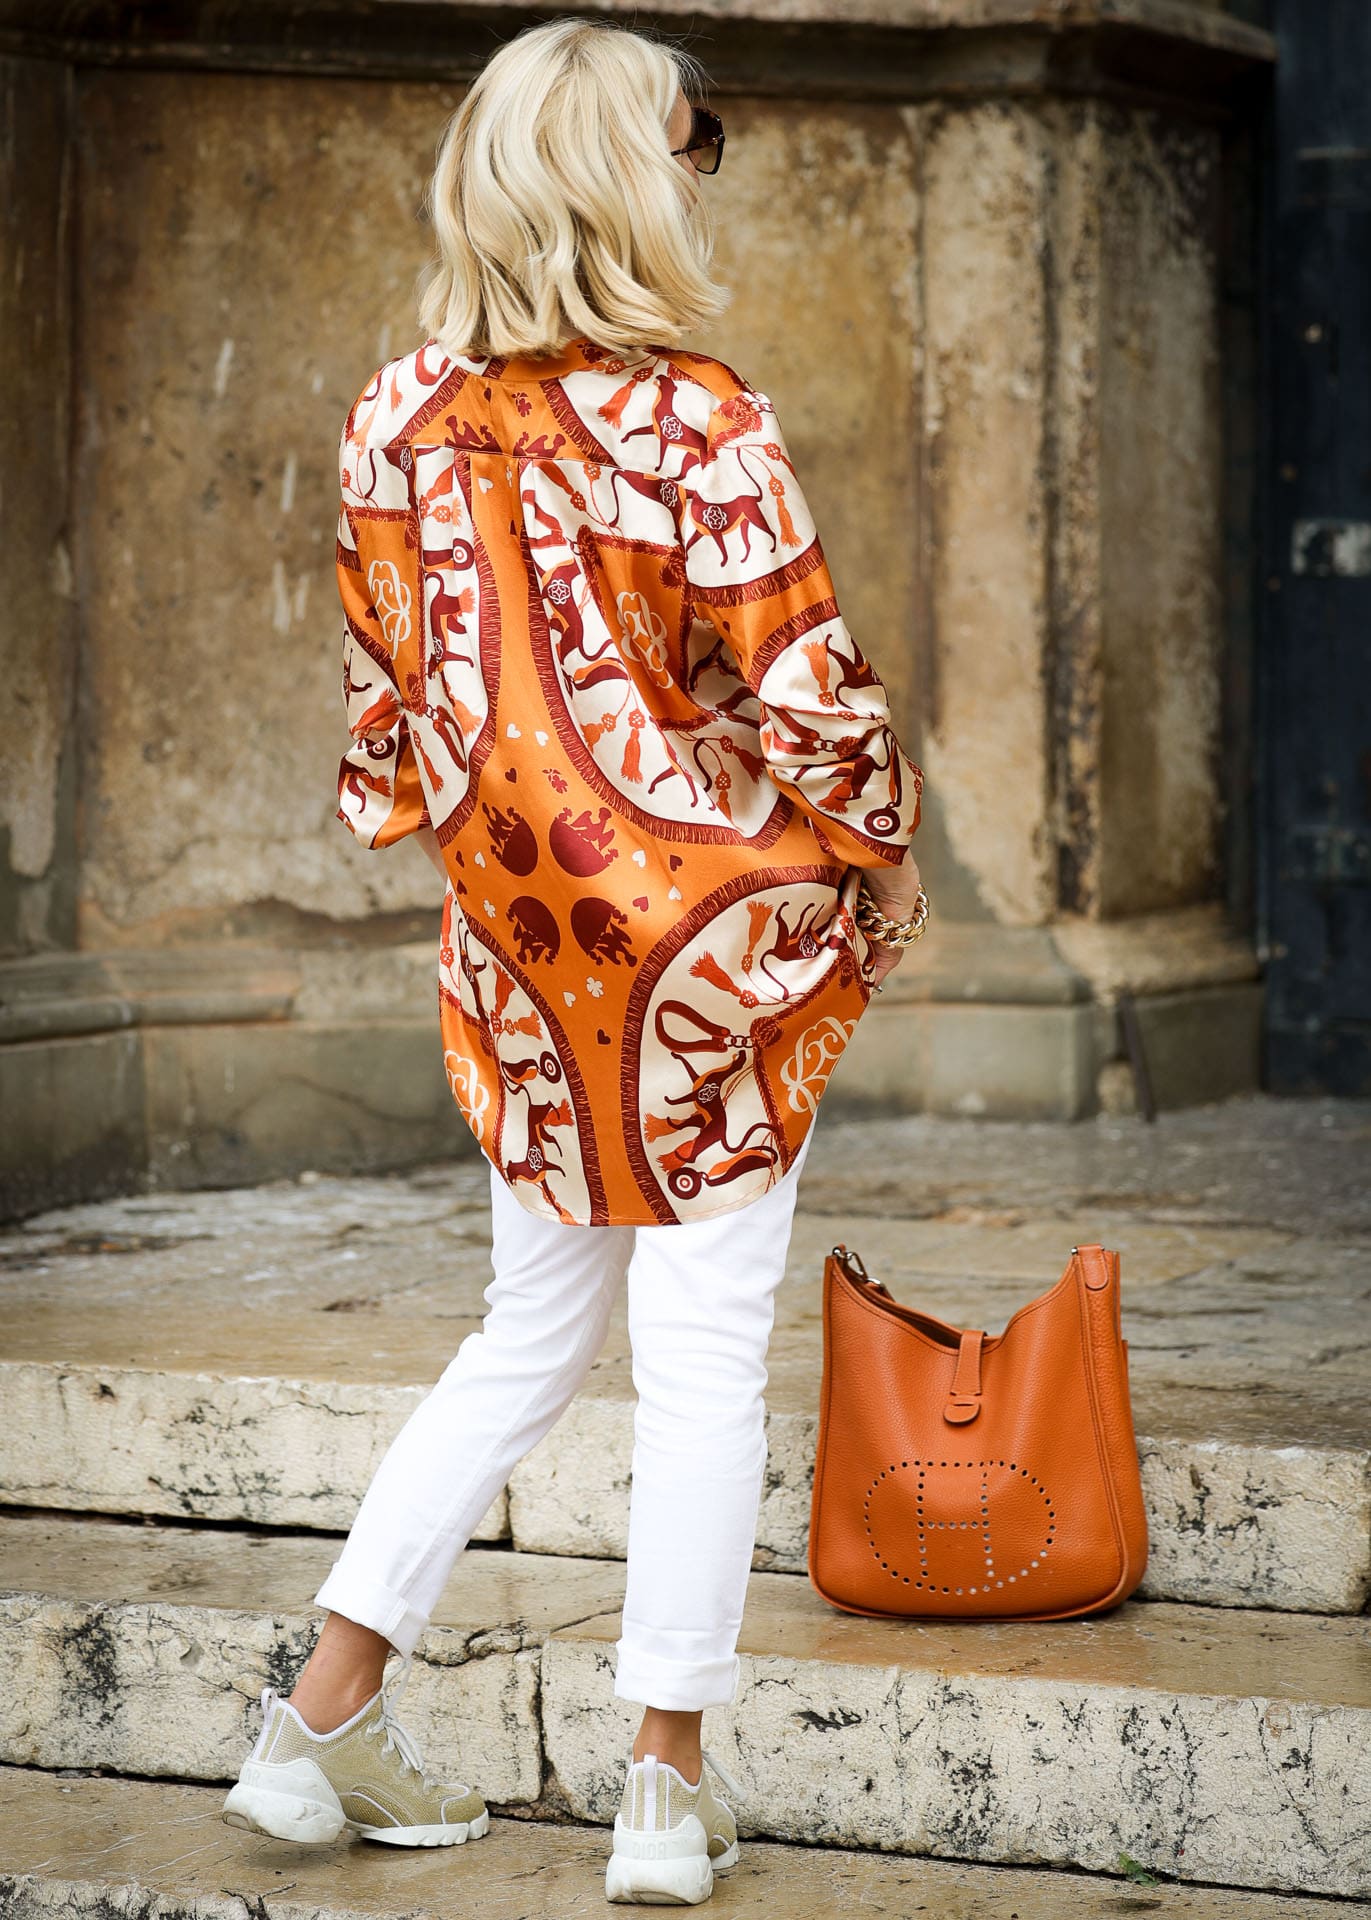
[337,336,923,1224]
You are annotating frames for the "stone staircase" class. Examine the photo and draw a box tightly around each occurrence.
[1,1101,1368,1915]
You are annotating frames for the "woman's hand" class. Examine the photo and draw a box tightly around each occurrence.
[856,856,924,990]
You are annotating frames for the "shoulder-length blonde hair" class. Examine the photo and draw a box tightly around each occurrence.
[416,17,730,361]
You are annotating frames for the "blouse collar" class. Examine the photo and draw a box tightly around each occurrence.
[441,335,657,383]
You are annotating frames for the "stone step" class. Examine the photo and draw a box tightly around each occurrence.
[1,1767,1350,1920]
[1,1168,1367,1613]
[1,1515,1367,1898]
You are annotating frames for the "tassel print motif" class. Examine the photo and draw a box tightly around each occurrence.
[337,335,924,1225]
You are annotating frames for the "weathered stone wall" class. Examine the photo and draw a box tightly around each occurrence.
[1090,107,1224,916]
[59,68,1227,946]
[910,97,1224,926]
[0,6,1274,1202]
[0,55,77,955]
[71,71,468,944]
[69,73,922,948]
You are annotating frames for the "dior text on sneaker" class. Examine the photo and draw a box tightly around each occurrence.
[606,1748,743,1905]
[222,1654,488,1848]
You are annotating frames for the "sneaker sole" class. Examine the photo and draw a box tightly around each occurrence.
[607,1814,736,1905]
[223,1781,347,1847]
[357,1808,490,1847]
[606,1852,714,1905]
[223,1789,491,1850]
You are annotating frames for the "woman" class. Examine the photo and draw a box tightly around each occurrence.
[223,14,926,1906]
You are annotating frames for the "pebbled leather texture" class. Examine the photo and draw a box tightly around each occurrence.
[807,1243,1149,1622]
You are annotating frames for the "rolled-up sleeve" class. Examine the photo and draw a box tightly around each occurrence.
[334,429,432,851]
[680,389,923,869]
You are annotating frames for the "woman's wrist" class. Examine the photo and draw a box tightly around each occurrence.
[858,855,924,917]
[855,871,929,948]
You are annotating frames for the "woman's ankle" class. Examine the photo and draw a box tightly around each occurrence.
[633,1707,703,1782]
[285,1676,381,1734]
[285,1612,391,1732]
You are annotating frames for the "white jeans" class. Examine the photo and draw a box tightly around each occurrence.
[313,1130,813,1711]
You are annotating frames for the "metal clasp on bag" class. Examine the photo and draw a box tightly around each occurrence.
[832,1244,890,1296]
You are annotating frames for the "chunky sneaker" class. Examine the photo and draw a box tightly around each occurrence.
[605,1748,742,1905]
[222,1652,489,1848]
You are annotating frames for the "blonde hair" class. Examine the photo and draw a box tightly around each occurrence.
[416,17,730,360]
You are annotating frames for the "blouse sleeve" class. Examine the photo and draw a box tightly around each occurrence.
[680,387,923,869]
[333,430,433,851]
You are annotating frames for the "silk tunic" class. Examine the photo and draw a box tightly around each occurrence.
[335,335,924,1225]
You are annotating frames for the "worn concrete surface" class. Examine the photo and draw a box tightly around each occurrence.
[0,1515,1366,1896]
[2,1099,1366,1611]
[0,1767,1354,1920]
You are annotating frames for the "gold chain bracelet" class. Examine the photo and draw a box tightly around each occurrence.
[855,879,930,948]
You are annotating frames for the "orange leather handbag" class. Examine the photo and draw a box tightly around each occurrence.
[808,1242,1148,1621]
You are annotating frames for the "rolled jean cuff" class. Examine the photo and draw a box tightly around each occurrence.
[314,1561,428,1659]
[612,1642,740,1712]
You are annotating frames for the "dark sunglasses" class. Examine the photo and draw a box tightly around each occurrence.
[670,105,725,175]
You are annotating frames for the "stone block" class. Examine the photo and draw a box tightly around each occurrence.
[140,1017,472,1188]
[1124,982,1265,1109]
[0,1008,480,1223]
[824,1000,1099,1120]
[1136,1433,1371,1614]
[0,1030,147,1220]
[0,1587,541,1804]
[0,1518,625,1804]
[542,1584,1371,1898]
[0,1360,507,1539]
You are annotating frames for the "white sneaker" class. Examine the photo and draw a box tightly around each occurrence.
[605,1748,742,1905]
[222,1654,488,1848]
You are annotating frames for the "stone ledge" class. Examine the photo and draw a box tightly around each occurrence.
[3,1350,1364,1613]
[0,0,1275,114]
[0,1015,473,1222]
[0,943,300,1043]
[1048,901,1261,1002]
[0,1355,510,1541]
[827,980,1262,1119]
[3,1167,1364,1613]
[505,1384,1371,1615]
[2,905,1257,1029]
[0,971,1266,1220]
[0,1767,1345,1920]
[0,1515,1365,1896]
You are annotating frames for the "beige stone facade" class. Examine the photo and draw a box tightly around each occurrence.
[0,2,1276,1215]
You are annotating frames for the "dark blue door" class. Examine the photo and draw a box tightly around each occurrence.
[1259,0,1371,1091]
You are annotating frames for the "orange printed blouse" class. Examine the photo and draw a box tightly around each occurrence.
[335,335,924,1225]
